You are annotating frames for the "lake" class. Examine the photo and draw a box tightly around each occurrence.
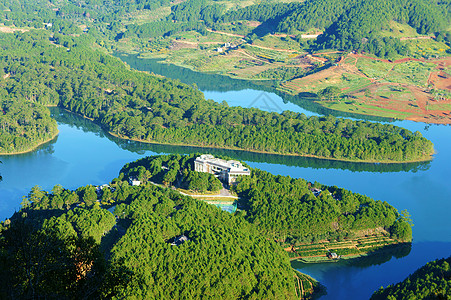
[1,57,450,299]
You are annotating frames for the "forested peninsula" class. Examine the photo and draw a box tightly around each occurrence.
[0,31,434,162]
[122,154,413,245]
[0,157,323,299]
[371,256,451,299]
[0,96,58,154]
[0,153,413,298]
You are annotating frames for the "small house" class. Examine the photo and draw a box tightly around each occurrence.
[170,235,189,246]
[310,188,322,197]
[129,177,141,186]
[328,252,339,259]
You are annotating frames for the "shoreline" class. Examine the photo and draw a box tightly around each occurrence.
[289,241,411,264]
[108,131,434,164]
[128,53,451,125]
[0,130,59,156]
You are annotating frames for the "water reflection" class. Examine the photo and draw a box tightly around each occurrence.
[50,107,430,173]
[116,53,393,122]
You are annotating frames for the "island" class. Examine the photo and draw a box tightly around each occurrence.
[110,0,450,123]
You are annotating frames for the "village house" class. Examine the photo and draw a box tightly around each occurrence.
[194,154,251,185]
[328,252,340,259]
[170,235,189,246]
[128,177,141,186]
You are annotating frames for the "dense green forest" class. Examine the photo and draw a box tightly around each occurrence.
[51,106,432,174]
[0,98,58,153]
[233,167,413,242]
[121,0,450,57]
[120,154,413,243]
[0,31,434,161]
[371,256,451,299]
[0,0,449,58]
[0,176,308,298]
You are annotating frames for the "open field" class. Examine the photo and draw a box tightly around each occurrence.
[116,19,451,123]
[282,53,451,124]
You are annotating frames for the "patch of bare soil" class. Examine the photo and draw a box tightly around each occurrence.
[429,71,451,90]
[246,21,261,27]
[171,40,198,50]
[0,26,28,33]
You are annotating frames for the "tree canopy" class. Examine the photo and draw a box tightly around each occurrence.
[0,31,434,161]
[1,166,305,298]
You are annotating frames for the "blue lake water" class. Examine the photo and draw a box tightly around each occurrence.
[1,57,450,299]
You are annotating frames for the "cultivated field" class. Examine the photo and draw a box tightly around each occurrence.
[282,54,451,124]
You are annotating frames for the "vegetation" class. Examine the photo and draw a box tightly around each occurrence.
[233,168,413,243]
[120,154,414,244]
[0,98,58,154]
[371,256,451,299]
[0,31,433,162]
[120,153,223,193]
[0,164,319,298]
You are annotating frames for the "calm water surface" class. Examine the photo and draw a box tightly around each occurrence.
[1,58,450,299]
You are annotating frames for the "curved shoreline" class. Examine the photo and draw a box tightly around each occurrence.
[0,130,59,156]
[108,131,434,164]
[129,53,451,125]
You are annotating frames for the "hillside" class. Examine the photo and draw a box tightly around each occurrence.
[0,0,449,123]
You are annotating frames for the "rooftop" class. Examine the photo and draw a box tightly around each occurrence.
[195,154,250,172]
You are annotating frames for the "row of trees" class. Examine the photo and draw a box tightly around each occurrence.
[0,31,434,162]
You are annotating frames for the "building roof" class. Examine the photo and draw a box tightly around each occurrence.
[170,235,189,246]
[195,155,250,173]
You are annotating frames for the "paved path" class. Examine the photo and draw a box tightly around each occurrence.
[150,180,238,199]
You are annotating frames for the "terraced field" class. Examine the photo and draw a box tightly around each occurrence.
[286,233,403,263]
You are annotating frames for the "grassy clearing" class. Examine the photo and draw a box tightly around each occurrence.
[356,58,393,79]
[244,44,293,62]
[387,61,436,86]
[380,20,421,38]
[121,7,171,25]
[252,35,303,52]
[283,70,371,94]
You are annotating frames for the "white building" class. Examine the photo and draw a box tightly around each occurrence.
[128,177,141,186]
[194,154,250,184]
